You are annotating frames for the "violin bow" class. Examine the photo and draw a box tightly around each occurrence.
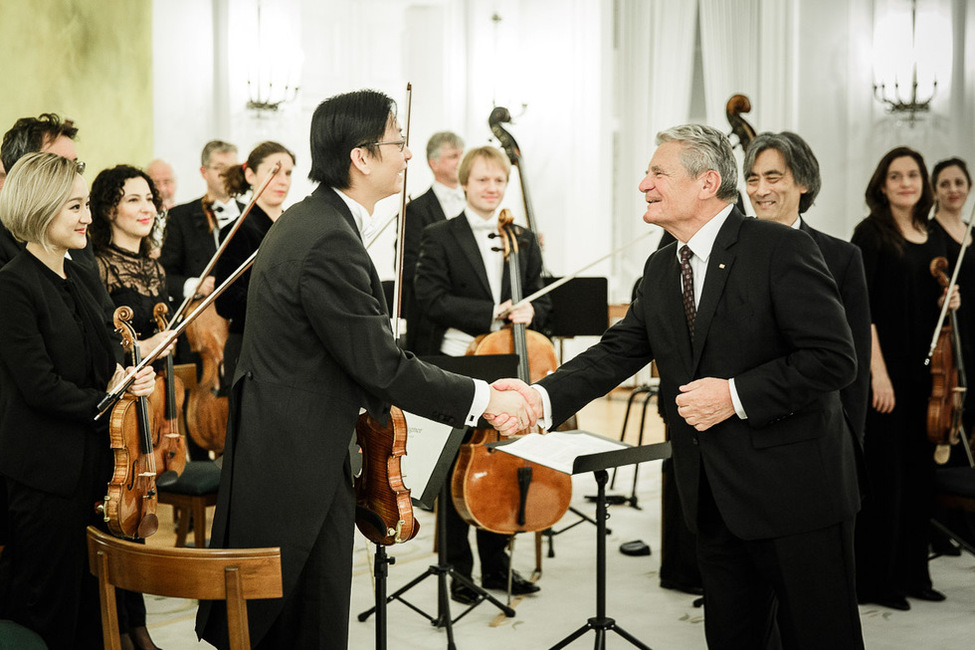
[168,160,281,329]
[497,229,655,319]
[95,250,258,420]
[390,82,412,340]
[925,201,975,365]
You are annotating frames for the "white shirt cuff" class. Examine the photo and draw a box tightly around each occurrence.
[183,277,200,299]
[531,384,553,431]
[466,379,490,426]
[728,377,748,420]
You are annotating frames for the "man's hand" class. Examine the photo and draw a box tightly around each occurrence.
[197,275,216,298]
[675,377,736,431]
[483,378,540,436]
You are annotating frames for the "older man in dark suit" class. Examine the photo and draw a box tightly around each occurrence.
[195,90,534,650]
[493,124,864,648]
[744,131,871,447]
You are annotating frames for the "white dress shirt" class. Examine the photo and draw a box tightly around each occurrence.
[334,188,490,426]
[431,181,467,220]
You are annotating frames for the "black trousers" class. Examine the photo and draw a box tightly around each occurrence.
[696,469,863,650]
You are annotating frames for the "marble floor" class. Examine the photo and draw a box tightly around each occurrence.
[144,393,975,649]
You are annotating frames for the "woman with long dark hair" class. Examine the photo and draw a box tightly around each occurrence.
[852,146,956,610]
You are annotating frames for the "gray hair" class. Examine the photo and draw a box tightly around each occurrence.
[200,140,237,167]
[743,132,821,214]
[426,131,464,162]
[656,124,738,202]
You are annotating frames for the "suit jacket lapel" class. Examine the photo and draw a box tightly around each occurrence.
[691,210,741,370]
[450,218,493,298]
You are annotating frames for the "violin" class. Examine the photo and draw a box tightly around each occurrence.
[151,302,187,478]
[726,94,757,151]
[98,306,160,539]
[452,210,572,534]
[927,257,968,464]
[353,82,420,546]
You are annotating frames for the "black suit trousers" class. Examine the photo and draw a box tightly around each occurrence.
[696,468,863,650]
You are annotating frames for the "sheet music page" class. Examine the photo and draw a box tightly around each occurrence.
[493,431,628,474]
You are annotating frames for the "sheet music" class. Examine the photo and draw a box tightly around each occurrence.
[492,430,628,474]
[399,412,464,507]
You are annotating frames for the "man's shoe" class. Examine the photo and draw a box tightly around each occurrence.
[450,581,479,605]
[659,579,704,596]
[860,595,910,611]
[908,588,946,602]
[481,570,540,595]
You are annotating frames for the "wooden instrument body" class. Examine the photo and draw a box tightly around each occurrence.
[354,407,419,545]
[152,302,187,476]
[101,306,159,540]
[184,298,229,453]
[927,257,968,463]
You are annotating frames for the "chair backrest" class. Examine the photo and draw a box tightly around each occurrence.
[86,526,282,650]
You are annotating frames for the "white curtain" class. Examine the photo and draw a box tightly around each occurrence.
[699,0,760,130]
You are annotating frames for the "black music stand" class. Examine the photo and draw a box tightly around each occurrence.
[357,354,519,650]
[489,431,671,649]
[538,277,613,554]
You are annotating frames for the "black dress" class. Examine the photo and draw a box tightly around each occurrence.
[851,217,947,601]
[0,251,120,650]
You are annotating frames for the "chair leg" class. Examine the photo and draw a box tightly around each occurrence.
[193,499,208,549]
[931,518,975,556]
[95,550,123,650]
[174,505,190,548]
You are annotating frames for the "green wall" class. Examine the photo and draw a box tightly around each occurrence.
[0,0,153,177]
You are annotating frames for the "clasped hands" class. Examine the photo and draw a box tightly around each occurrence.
[483,378,543,437]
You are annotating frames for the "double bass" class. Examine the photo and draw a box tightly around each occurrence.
[452,210,572,534]
[726,94,757,152]
[98,306,160,539]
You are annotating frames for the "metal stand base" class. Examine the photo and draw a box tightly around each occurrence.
[548,470,652,650]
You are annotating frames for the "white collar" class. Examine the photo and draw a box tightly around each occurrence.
[677,203,734,264]
[333,188,374,237]
[465,207,497,232]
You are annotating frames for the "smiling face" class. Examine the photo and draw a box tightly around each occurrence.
[462,156,508,220]
[369,118,412,201]
[882,155,923,213]
[637,141,706,231]
[46,174,91,252]
[746,148,807,226]
[934,164,971,214]
[110,176,157,246]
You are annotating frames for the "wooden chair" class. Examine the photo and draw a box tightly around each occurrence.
[86,526,281,650]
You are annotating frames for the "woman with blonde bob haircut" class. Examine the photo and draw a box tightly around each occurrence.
[0,152,156,649]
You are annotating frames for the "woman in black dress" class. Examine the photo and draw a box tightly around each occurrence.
[89,164,172,650]
[214,141,295,383]
[852,146,956,610]
[0,153,156,649]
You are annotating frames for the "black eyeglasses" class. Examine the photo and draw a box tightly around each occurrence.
[361,140,407,152]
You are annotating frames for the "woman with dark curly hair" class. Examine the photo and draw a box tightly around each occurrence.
[852,146,957,611]
[89,164,174,650]
[214,141,295,382]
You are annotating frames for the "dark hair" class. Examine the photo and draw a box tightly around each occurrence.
[863,146,933,251]
[308,90,396,189]
[743,131,821,214]
[90,165,164,257]
[223,141,295,197]
[1,113,79,173]
[931,157,972,197]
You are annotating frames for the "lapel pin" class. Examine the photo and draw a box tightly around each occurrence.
[719,263,726,269]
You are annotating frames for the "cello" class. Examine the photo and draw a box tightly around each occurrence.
[98,306,160,539]
[452,210,572,534]
[726,94,757,151]
[151,302,188,477]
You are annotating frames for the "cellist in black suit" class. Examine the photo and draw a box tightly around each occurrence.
[195,89,535,650]
[491,124,864,649]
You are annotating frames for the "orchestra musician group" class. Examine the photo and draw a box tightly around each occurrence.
[0,87,971,650]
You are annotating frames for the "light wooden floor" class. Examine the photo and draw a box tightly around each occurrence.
[144,390,975,649]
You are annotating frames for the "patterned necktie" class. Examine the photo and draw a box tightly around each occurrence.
[680,245,696,338]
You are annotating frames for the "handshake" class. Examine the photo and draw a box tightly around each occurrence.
[483,378,544,436]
